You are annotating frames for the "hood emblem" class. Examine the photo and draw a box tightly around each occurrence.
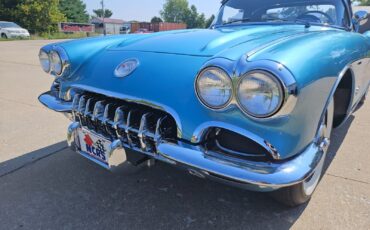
[114,58,139,78]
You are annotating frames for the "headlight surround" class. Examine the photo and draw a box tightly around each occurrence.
[195,67,233,109]
[50,51,63,76]
[237,71,284,118]
[39,50,50,73]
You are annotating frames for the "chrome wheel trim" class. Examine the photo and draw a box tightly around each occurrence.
[303,99,334,196]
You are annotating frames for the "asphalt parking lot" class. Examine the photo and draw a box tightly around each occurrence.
[0,40,369,230]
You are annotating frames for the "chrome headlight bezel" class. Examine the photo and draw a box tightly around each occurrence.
[50,50,63,76]
[236,70,285,118]
[39,50,51,73]
[194,59,297,120]
[39,46,70,77]
[195,66,233,110]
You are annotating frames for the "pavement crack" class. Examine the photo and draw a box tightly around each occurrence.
[326,173,370,185]
[0,146,67,178]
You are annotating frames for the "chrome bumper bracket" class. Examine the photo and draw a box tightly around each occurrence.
[38,91,72,113]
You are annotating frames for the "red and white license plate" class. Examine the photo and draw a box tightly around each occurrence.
[77,128,112,165]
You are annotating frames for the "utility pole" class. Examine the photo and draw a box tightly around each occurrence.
[101,0,106,36]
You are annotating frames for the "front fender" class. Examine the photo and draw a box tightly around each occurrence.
[40,35,142,79]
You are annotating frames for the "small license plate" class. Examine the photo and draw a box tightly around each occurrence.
[77,128,111,166]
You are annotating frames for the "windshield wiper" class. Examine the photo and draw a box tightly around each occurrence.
[294,19,311,28]
[222,18,251,25]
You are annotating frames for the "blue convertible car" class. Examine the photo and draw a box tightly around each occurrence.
[38,0,369,206]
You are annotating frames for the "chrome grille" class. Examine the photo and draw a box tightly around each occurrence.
[72,92,177,155]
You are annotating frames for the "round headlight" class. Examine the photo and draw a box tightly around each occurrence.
[196,67,233,109]
[237,71,284,118]
[39,50,50,73]
[50,51,63,75]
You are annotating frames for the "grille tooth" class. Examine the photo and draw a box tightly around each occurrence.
[72,94,80,111]
[113,106,126,128]
[125,110,136,147]
[78,95,87,114]
[84,98,94,117]
[102,103,112,124]
[138,113,153,152]
[113,106,128,140]
[155,116,166,144]
[92,101,105,121]
[72,94,80,120]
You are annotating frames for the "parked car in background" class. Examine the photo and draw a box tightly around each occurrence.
[38,0,370,207]
[0,21,30,39]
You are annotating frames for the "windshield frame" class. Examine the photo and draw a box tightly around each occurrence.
[212,0,353,31]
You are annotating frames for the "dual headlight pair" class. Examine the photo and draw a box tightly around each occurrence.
[195,67,284,118]
[39,49,65,76]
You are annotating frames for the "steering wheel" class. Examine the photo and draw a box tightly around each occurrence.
[297,11,335,24]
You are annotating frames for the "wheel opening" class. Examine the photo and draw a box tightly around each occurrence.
[333,70,353,128]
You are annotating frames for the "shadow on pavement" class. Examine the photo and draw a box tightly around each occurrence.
[0,119,353,229]
[324,115,354,173]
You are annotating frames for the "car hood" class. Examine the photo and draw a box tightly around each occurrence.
[108,25,327,57]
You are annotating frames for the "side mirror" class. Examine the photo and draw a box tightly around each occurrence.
[354,11,368,26]
[353,11,368,32]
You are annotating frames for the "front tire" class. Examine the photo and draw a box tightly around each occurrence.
[272,98,334,207]
[1,33,7,39]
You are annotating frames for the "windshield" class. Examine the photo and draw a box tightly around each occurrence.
[214,0,349,28]
[0,22,21,28]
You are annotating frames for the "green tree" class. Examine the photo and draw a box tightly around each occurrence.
[59,0,89,23]
[160,0,207,28]
[93,9,113,18]
[16,0,66,33]
[151,16,163,23]
[205,15,215,28]
[160,0,189,23]
[196,13,206,28]
[0,0,22,22]
[359,0,370,5]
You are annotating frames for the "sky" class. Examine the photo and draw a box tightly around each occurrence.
[83,0,221,21]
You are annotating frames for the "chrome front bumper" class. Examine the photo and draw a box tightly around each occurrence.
[40,90,325,191]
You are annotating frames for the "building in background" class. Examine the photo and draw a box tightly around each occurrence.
[91,18,124,35]
[124,22,187,34]
[91,17,187,35]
